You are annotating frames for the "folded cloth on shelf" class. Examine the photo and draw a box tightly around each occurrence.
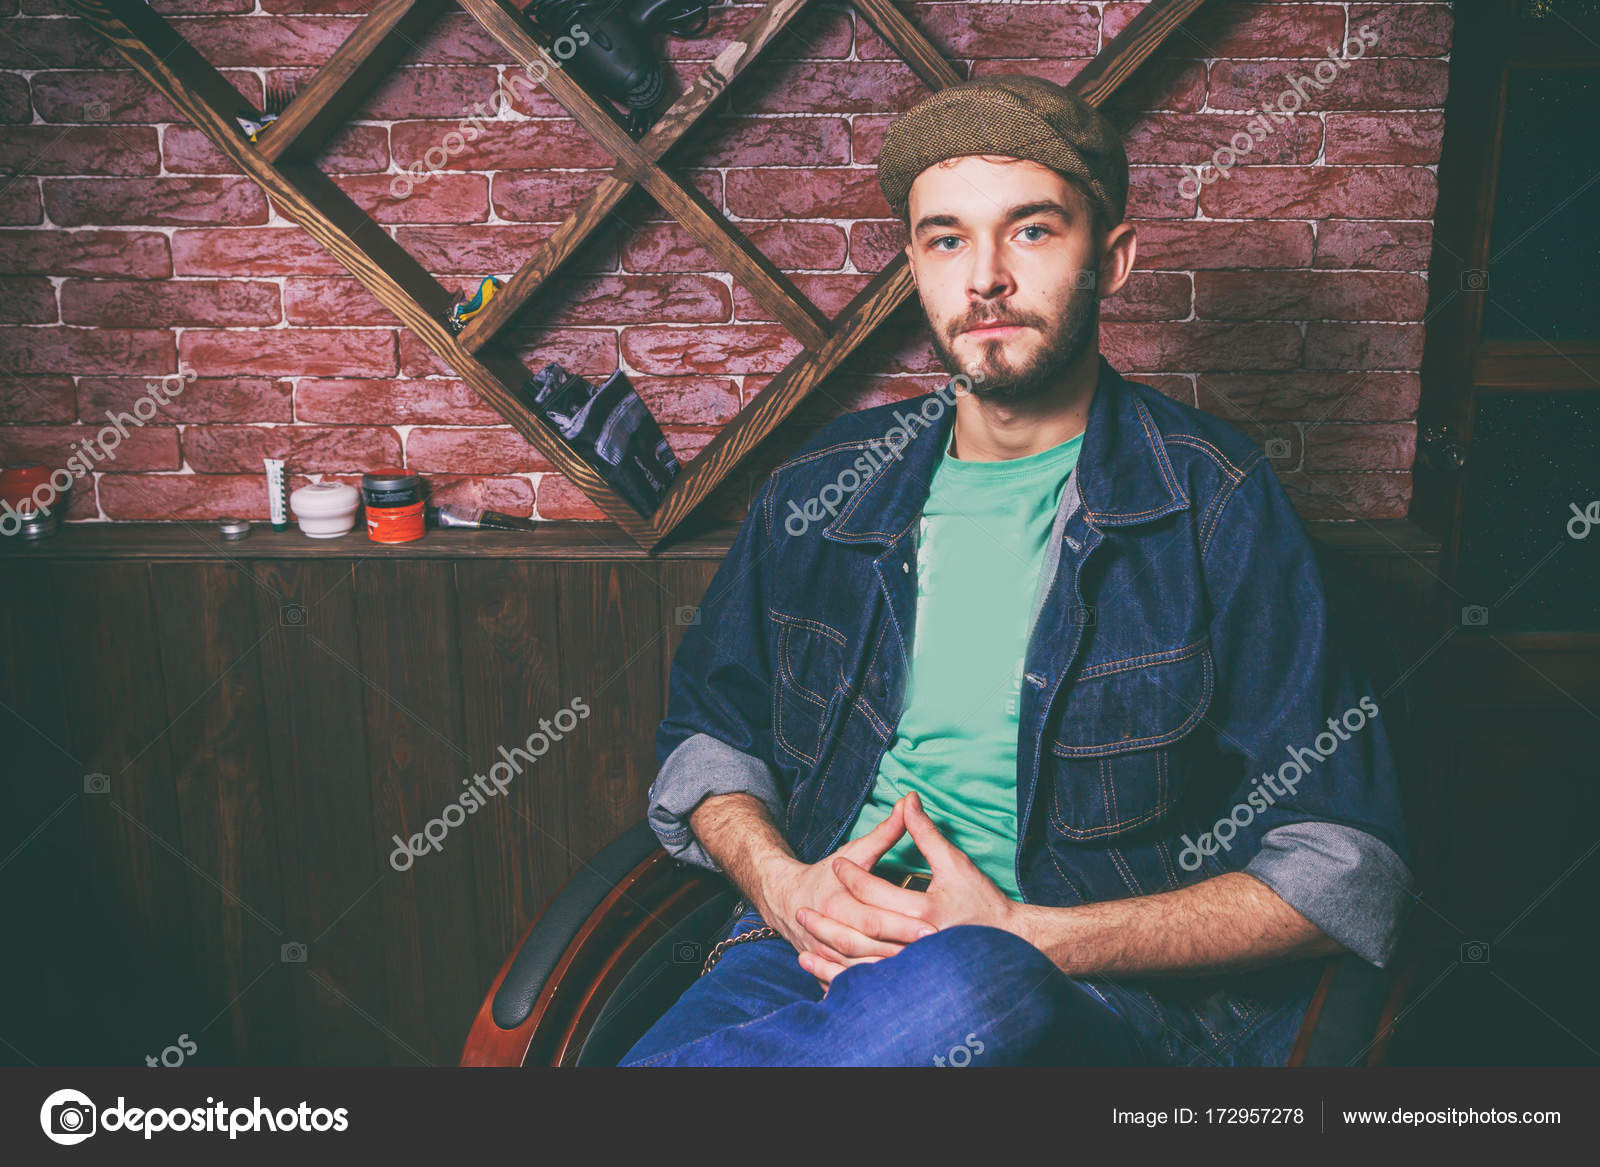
[522,362,680,518]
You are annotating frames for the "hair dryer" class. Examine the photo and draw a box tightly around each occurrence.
[528,0,719,138]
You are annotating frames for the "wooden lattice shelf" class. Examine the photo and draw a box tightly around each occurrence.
[65,0,1206,551]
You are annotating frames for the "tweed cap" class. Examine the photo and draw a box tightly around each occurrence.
[877,73,1128,229]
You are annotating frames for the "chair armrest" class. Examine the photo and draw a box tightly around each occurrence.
[493,821,663,1030]
[460,819,727,1066]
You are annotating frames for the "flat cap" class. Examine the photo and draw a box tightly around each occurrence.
[877,73,1128,230]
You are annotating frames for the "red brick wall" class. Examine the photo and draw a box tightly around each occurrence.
[0,1,1450,525]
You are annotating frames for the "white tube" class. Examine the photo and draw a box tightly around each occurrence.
[264,457,288,530]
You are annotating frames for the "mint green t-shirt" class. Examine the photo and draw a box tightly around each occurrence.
[841,427,1084,900]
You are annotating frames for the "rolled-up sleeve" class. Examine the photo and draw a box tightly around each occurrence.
[649,474,788,871]
[1247,822,1415,967]
[1200,456,1417,968]
[649,734,785,870]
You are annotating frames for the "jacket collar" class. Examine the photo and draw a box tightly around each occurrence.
[824,353,1190,545]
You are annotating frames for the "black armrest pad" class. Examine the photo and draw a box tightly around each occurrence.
[491,820,665,1029]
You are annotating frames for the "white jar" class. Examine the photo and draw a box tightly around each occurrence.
[289,481,360,538]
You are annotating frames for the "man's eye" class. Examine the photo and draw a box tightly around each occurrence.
[1018,224,1049,241]
[931,236,960,251]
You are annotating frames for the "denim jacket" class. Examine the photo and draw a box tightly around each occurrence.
[648,354,1415,971]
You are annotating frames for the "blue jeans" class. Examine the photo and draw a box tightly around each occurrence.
[617,908,1321,1067]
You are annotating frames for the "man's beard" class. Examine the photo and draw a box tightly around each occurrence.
[930,281,1099,405]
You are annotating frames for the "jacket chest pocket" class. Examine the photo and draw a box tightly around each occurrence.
[1045,637,1214,841]
[769,607,847,768]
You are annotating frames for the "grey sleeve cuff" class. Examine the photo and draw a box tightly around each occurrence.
[647,732,785,872]
[1245,821,1416,969]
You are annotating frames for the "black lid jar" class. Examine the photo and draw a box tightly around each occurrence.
[360,468,425,544]
[360,468,423,508]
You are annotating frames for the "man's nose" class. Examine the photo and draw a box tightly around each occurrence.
[967,239,1014,301]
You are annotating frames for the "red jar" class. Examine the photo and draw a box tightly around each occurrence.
[361,468,425,543]
[0,462,62,538]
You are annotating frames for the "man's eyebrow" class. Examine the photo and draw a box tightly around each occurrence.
[911,199,1076,237]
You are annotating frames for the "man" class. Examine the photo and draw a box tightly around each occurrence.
[620,74,1414,1067]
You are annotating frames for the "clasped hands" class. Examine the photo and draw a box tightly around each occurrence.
[756,790,1022,992]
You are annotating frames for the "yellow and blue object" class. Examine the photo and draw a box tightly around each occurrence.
[449,276,503,333]
[234,113,277,143]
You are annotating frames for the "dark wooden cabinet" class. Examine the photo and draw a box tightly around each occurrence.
[0,524,723,1066]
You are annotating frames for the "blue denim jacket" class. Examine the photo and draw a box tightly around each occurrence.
[648,354,1415,976]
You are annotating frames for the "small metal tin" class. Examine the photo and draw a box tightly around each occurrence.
[217,517,252,541]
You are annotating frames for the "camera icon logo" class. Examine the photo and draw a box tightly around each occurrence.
[1459,269,1489,292]
[83,773,110,794]
[280,942,308,963]
[1461,605,1489,627]
[1069,604,1097,627]
[1264,438,1292,461]
[280,603,308,627]
[675,606,701,626]
[671,939,703,965]
[1460,941,1490,964]
[40,1088,97,1145]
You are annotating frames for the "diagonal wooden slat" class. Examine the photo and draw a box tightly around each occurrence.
[1067,0,1210,105]
[64,0,1212,551]
[851,0,965,91]
[256,0,456,164]
[455,0,825,352]
[635,0,1213,548]
[64,0,660,543]
[457,0,831,352]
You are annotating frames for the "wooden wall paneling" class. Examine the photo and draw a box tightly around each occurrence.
[655,559,723,729]
[249,560,388,1065]
[554,561,668,869]
[0,561,92,1065]
[46,562,201,1058]
[451,560,572,979]
[147,562,292,1065]
[349,560,478,1065]
[5,522,1441,1064]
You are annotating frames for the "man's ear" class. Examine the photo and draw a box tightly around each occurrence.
[1095,221,1137,301]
